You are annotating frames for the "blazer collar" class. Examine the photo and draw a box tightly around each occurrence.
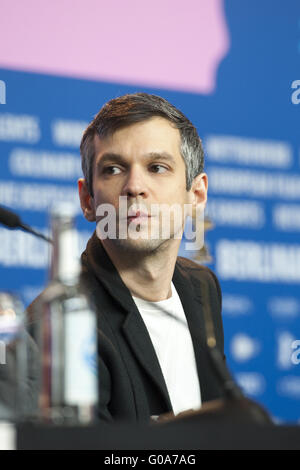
[82,233,206,323]
[81,231,136,313]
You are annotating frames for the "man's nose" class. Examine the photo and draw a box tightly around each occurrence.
[121,166,149,198]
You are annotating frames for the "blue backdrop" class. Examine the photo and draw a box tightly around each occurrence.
[0,0,299,423]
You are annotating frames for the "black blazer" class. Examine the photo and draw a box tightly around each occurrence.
[79,233,225,423]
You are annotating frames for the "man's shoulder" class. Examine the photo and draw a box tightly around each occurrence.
[176,256,222,305]
[176,256,219,283]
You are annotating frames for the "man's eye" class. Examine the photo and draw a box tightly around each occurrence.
[103,166,122,175]
[149,164,168,174]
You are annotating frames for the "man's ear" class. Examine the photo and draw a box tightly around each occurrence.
[78,178,96,222]
[189,173,208,211]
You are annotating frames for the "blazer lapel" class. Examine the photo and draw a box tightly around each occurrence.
[122,310,172,411]
[172,261,219,403]
[81,232,172,411]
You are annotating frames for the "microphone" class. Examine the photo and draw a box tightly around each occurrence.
[0,206,53,244]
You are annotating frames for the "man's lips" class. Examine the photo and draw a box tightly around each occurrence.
[113,209,152,228]
[127,211,150,219]
[126,211,151,222]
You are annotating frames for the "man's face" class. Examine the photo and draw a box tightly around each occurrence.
[85,117,202,253]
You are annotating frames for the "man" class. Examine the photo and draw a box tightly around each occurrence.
[77,93,225,423]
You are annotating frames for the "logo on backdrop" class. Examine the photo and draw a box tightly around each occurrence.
[230,333,261,363]
[235,372,266,397]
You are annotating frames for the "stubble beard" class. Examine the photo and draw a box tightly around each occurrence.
[105,219,184,256]
[110,236,167,255]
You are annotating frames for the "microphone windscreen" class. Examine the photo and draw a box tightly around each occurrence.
[0,206,21,228]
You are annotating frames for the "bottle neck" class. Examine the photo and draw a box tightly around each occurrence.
[50,213,80,286]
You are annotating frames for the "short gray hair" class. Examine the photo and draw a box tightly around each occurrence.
[80,93,204,196]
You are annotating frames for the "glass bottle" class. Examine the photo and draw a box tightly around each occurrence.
[35,204,98,424]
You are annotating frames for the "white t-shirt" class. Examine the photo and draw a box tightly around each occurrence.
[132,283,201,415]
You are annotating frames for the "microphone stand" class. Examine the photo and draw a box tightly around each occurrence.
[153,279,273,425]
[190,278,273,424]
